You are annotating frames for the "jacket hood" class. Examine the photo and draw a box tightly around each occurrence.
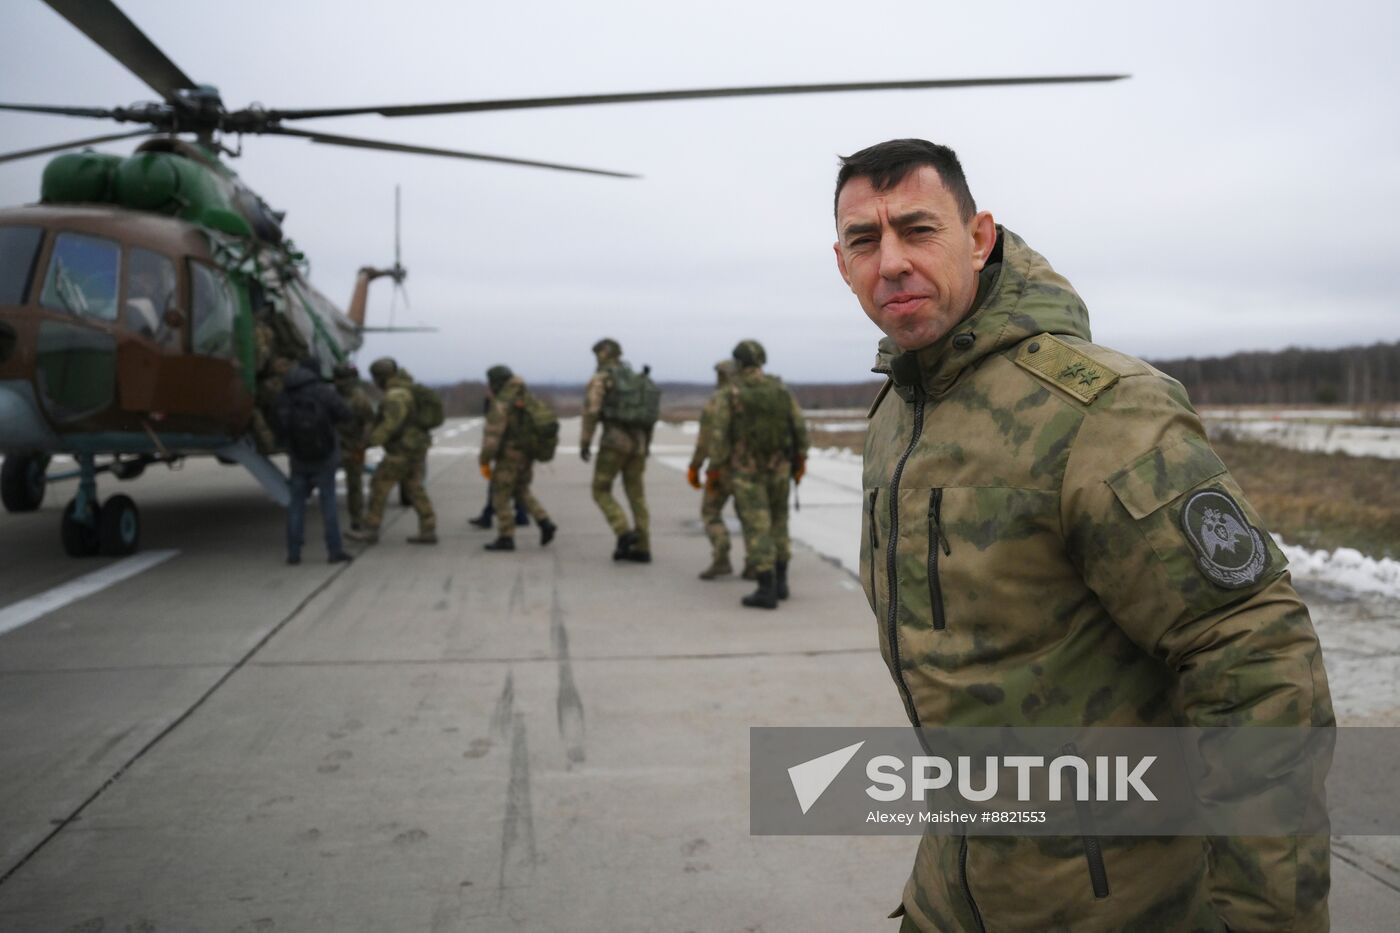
[385,370,414,392]
[874,226,1091,398]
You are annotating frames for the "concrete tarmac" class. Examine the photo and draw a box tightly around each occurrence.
[1,419,1397,931]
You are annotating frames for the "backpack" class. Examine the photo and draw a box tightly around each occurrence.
[732,375,794,459]
[601,363,661,430]
[287,389,335,463]
[410,383,445,430]
[515,392,560,462]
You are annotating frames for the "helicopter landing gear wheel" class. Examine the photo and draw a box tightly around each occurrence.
[61,499,102,557]
[1,453,49,512]
[98,494,140,556]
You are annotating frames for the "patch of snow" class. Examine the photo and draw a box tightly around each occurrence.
[1206,419,1400,459]
[1276,537,1400,599]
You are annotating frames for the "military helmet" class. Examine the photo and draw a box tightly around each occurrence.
[332,362,359,381]
[592,337,622,359]
[732,339,766,368]
[368,357,398,380]
[486,364,514,392]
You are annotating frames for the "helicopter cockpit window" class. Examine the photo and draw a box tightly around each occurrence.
[124,248,179,347]
[190,261,235,358]
[39,233,120,322]
[0,226,44,306]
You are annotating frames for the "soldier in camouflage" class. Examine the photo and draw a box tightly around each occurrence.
[835,139,1332,931]
[581,338,651,562]
[689,360,749,579]
[346,357,437,545]
[706,340,808,609]
[478,365,557,552]
[332,362,375,531]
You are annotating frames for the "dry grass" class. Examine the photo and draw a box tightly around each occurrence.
[784,422,1399,561]
[1211,434,1400,560]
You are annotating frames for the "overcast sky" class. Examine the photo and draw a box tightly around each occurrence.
[2,0,1397,385]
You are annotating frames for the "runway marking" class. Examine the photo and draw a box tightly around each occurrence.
[0,550,179,638]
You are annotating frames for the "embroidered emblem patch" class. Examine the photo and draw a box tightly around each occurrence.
[1179,488,1270,589]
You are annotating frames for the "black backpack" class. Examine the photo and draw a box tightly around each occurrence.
[287,389,335,462]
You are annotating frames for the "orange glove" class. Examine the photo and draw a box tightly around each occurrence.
[687,466,702,489]
[480,463,492,480]
[793,457,806,483]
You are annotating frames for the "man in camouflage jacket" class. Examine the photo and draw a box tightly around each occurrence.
[478,365,557,551]
[580,338,651,562]
[835,139,1332,931]
[348,357,436,545]
[707,340,809,609]
[333,363,375,531]
[688,359,749,579]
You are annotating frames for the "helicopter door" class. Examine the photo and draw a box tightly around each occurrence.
[115,247,182,413]
[34,231,120,424]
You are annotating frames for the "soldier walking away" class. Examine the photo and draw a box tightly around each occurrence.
[332,363,375,531]
[707,340,808,608]
[469,392,530,531]
[833,138,1332,931]
[688,359,749,580]
[273,358,353,565]
[347,357,438,545]
[580,338,660,563]
[478,366,558,551]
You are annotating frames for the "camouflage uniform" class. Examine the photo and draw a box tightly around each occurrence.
[690,362,742,576]
[250,319,287,453]
[362,369,436,539]
[479,374,553,540]
[582,343,651,555]
[863,228,1332,932]
[708,343,808,608]
[334,369,375,529]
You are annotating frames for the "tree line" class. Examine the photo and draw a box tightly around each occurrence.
[1148,341,1400,405]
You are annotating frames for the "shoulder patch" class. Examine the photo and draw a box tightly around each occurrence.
[1014,334,1120,404]
[1179,487,1271,589]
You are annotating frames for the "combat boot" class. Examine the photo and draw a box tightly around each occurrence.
[775,561,789,600]
[623,549,652,564]
[699,555,734,580]
[467,514,493,529]
[407,531,438,545]
[346,528,379,544]
[484,536,516,551]
[613,531,639,561]
[539,518,557,546]
[741,571,779,610]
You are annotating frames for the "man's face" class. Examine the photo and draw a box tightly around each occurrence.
[833,166,996,351]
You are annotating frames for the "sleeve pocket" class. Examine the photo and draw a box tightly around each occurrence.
[1106,434,1227,520]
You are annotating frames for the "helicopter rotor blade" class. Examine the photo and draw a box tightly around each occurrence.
[0,102,123,120]
[42,0,197,104]
[0,128,155,165]
[266,127,639,178]
[264,74,1128,121]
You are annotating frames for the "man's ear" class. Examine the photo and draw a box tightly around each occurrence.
[970,211,997,272]
[833,241,853,289]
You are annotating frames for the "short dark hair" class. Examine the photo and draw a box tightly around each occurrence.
[834,139,976,222]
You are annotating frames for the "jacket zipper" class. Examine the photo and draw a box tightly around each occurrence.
[959,835,987,933]
[868,489,880,553]
[927,489,950,631]
[1062,743,1111,899]
[885,389,926,726]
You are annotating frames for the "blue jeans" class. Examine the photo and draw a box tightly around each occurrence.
[288,460,343,559]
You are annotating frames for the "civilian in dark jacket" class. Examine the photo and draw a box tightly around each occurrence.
[274,360,354,565]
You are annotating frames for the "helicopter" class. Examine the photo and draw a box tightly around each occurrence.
[0,0,1125,558]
